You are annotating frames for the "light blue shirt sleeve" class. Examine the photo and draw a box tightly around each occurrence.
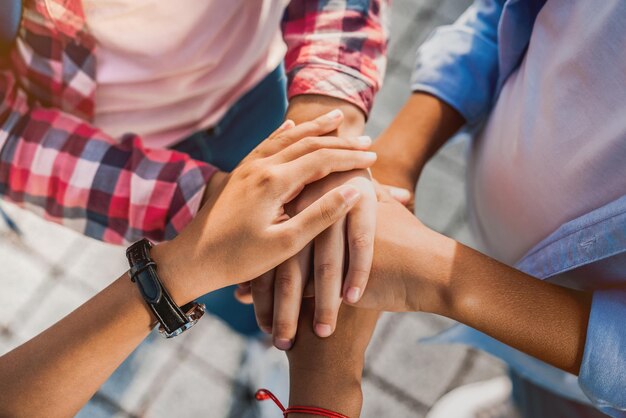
[411,0,505,125]
[579,288,626,417]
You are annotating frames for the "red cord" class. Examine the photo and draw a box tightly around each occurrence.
[255,389,349,418]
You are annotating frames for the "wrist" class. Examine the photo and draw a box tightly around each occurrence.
[288,364,363,418]
[202,170,228,207]
[149,240,219,305]
[286,94,365,137]
[401,229,458,316]
[371,132,426,189]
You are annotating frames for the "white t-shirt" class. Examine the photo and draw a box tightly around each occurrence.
[468,0,626,265]
[82,0,288,147]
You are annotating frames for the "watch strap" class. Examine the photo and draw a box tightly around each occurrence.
[126,239,197,337]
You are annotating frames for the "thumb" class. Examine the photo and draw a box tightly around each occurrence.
[283,185,361,246]
[387,186,412,204]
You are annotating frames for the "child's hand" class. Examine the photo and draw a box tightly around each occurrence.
[152,110,377,305]
[346,187,453,314]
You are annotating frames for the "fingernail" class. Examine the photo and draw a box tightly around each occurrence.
[260,325,272,334]
[357,135,372,146]
[345,287,361,303]
[389,187,412,201]
[280,119,295,130]
[340,186,361,206]
[323,109,343,120]
[274,338,293,351]
[364,151,377,161]
[315,323,333,338]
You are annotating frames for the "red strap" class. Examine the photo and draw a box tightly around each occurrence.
[255,389,349,418]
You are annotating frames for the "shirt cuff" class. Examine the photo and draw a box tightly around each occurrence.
[578,288,626,417]
[411,26,499,125]
[287,64,375,116]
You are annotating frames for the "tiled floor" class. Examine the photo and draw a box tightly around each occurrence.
[0,1,507,417]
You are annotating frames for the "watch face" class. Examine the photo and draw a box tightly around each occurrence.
[159,303,205,338]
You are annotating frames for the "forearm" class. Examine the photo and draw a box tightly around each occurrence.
[0,275,153,417]
[371,92,465,189]
[287,300,378,417]
[286,94,365,137]
[414,236,592,375]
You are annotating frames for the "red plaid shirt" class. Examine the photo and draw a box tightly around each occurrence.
[0,0,388,244]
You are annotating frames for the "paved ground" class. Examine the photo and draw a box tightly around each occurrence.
[0,1,507,417]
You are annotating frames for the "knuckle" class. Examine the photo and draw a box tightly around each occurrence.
[274,274,298,298]
[279,227,299,250]
[253,279,274,294]
[302,136,320,151]
[315,307,337,323]
[350,232,372,250]
[315,263,340,281]
[257,167,278,185]
[257,318,272,331]
[312,118,325,130]
[319,202,338,224]
[316,148,334,160]
[272,320,295,338]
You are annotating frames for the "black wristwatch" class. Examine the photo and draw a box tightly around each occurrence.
[126,239,205,338]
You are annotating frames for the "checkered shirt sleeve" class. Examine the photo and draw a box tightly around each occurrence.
[282,0,390,116]
[0,64,216,245]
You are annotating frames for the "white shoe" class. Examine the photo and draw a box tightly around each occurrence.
[426,376,520,418]
[228,338,289,418]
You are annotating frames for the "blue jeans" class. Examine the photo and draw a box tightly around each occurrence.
[171,65,288,336]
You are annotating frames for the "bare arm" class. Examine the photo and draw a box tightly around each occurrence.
[371,93,465,200]
[287,300,379,417]
[0,112,378,417]
[353,198,592,375]
[0,275,157,417]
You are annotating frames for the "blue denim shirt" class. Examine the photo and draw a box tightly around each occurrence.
[411,1,626,416]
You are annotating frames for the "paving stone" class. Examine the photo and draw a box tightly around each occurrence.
[365,312,397,364]
[94,332,179,414]
[436,134,470,178]
[366,65,413,138]
[450,221,476,248]
[438,0,474,22]
[143,359,233,418]
[12,280,92,345]
[386,0,432,60]
[414,159,466,233]
[76,394,131,418]
[0,2,506,416]
[0,239,48,328]
[184,315,247,379]
[64,236,129,293]
[362,377,425,418]
[1,202,80,265]
[449,349,507,389]
[369,314,469,407]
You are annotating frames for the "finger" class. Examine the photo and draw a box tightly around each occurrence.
[268,119,296,140]
[313,219,345,338]
[303,277,315,298]
[385,185,413,206]
[343,178,377,304]
[276,185,361,251]
[253,109,344,158]
[250,271,275,334]
[272,135,372,163]
[234,286,253,305]
[272,246,311,350]
[279,149,377,200]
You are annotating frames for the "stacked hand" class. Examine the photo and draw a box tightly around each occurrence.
[232,106,415,350]
[152,110,379,306]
